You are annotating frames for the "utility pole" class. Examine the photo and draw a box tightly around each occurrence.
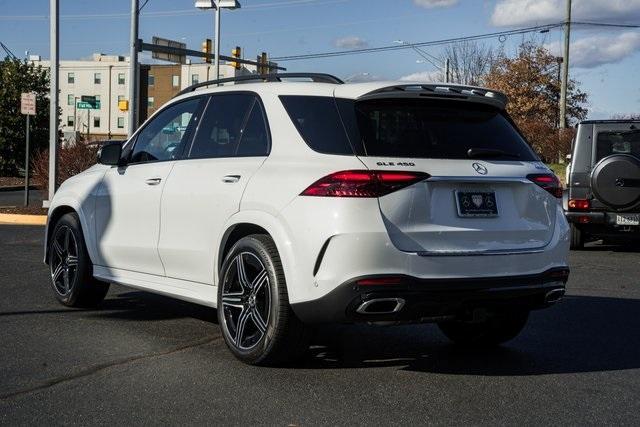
[47,0,59,206]
[128,0,139,137]
[445,58,450,83]
[559,0,572,129]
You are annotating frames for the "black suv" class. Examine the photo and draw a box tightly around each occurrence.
[565,119,640,248]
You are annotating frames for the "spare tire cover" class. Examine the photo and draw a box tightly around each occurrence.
[591,154,640,210]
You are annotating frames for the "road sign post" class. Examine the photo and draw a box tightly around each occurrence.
[20,93,36,207]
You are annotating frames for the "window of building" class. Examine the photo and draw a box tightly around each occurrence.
[93,116,101,128]
[117,117,125,128]
[172,75,180,87]
[67,116,74,127]
[94,73,101,84]
[118,73,125,85]
[118,95,125,102]
[148,74,155,86]
[148,97,155,108]
[95,95,101,109]
[68,72,75,84]
[191,74,199,85]
[68,94,75,106]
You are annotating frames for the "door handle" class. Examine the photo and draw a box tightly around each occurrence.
[222,175,241,183]
[145,177,162,186]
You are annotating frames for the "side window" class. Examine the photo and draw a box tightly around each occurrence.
[189,93,267,159]
[130,98,202,164]
[236,101,270,157]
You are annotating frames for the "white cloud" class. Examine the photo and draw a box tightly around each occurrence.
[491,0,640,26]
[546,32,640,68]
[413,0,458,9]
[334,36,368,49]
[399,70,442,82]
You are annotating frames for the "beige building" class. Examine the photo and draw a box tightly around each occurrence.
[30,53,269,142]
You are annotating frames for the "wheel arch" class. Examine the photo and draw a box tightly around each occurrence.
[44,202,95,265]
[217,211,297,298]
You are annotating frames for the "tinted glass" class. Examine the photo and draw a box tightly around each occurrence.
[346,98,537,160]
[189,94,259,159]
[596,130,640,162]
[236,101,270,157]
[130,98,202,164]
[280,96,354,155]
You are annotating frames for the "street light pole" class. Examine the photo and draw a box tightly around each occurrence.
[214,3,221,80]
[559,0,572,129]
[47,0,59,206]
[128,0,139,137]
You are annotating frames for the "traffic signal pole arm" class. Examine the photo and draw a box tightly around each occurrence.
[138,40,286,71]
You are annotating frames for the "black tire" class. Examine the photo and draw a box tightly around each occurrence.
[217,234,310,366]
[570,223,585,250]
[438,310,529,347]
[48,212,110,307]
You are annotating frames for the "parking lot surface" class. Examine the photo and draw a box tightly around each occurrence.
[0,225,639,425]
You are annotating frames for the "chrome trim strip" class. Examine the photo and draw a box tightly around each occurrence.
[427,176,531,184]
[417,248,546,257]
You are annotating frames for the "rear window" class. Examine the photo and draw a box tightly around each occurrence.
[281,96,537,160]
[344,98,537,160]
[596,130,640,162]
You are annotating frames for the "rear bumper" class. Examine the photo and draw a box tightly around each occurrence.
[291,268,569,324]
[566,211,640,235]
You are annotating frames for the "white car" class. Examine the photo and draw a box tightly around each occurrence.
[44,73,570,365]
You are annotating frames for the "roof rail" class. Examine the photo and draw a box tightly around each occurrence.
[175,72,344,97]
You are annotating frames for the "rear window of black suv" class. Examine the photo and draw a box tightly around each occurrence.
[281,95,537,161]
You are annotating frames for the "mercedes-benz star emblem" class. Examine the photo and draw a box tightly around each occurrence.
[472,162,488,175]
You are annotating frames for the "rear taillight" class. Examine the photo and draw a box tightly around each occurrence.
[301,170,430,197]
[568,198,590,210]
[527,174,562,198]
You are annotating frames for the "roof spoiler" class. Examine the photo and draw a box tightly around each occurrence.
[357,84,508,110]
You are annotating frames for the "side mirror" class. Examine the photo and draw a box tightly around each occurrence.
[97,141,124,166]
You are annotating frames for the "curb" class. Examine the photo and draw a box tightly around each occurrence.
[0,213,47,225]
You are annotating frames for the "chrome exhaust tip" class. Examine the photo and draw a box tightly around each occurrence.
[356,298,405,315]
[544,288,565,304]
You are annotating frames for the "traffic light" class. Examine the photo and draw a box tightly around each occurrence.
[257,52,268,74]
[230,46,241,69]
[202,39,212,63]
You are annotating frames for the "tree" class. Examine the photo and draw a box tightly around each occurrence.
[484,42,588,161]
[440,41,495,86]
[0,58,51,176]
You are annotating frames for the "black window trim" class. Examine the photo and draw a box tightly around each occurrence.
[184,90,272,160]
[121,95,208,167]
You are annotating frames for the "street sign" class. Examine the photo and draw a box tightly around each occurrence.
[152,36,187,64]
[77,101,101,109]
[81,95,96,103]
[20,93,36,115]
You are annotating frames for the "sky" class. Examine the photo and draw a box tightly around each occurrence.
[0,0,639,118]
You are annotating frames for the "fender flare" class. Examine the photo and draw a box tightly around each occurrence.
[216,210,298,297]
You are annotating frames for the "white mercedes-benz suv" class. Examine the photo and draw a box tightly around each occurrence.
[44,73,569,365]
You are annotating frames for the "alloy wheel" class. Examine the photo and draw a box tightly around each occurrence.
[221,252,271,350]
[50,225,79,296]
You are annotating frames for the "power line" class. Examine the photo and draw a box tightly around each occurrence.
[0,0,348,21]
[271,21,640,61]
[272,23,565,61]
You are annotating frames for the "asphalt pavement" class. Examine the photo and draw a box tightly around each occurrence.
[0,225,639,425]
[0,190,44,208]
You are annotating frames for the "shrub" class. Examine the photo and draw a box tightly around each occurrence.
[32,142,99,191]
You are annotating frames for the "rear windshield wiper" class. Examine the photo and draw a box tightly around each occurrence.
[467,147,521,159]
